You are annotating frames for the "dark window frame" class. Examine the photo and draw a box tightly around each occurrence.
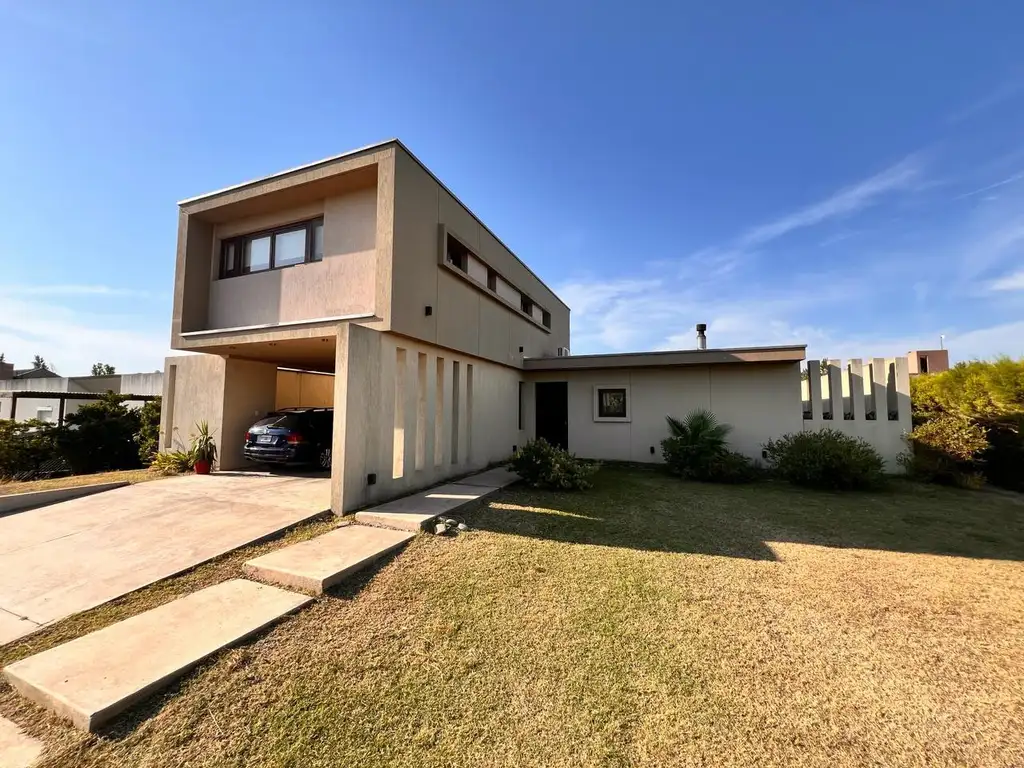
[219,217,324,279]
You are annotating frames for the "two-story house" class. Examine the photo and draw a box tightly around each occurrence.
[166,140,897,514]
[162,140,573,513]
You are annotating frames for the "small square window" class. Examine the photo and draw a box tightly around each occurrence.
[594,385,629,421]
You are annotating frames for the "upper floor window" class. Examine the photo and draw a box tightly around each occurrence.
[445,234,468,272]
[220,217,324,279]
[521,295,534,315]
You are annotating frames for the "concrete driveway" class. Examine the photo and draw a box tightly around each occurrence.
[0,473,331,645]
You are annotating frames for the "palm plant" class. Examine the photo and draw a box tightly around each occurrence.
[662,409,733,479]
[666,409,732,451]
[190,421,217,467]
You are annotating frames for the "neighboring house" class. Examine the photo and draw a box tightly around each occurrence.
[162,139,909,513]
[0,369,164,423]
[907,349,950,376]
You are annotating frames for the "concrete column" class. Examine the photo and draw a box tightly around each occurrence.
[894,357,912,430]
[332,323,383,514]
[870,358,887,420]
[806,360,822,421]
[220,359,278,470]
[826,360,842,420]
[847,359,864,421]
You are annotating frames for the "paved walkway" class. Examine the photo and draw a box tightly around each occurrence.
[0,473,330,645]
[355,467,519,531]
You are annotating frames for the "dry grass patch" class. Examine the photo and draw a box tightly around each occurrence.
[2,468,1023,767]
[0,469,157,497]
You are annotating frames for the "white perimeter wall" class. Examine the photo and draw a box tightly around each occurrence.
[333,324,522,512]
[523,363,803,463]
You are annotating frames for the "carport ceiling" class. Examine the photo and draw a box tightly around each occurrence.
[204,337,337,373]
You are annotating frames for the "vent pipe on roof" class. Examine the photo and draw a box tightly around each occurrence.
[696,323,707,350]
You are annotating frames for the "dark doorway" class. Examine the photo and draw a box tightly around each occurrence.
[535,381,568,449]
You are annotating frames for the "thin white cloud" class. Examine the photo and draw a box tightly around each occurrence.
[954,171,1024,200]
[990,270,1024,291]
[0,297,171,376]
[734,155,922,249]
[947,80,1024,124]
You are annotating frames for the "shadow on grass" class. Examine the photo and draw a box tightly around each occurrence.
[466,466,1024,562]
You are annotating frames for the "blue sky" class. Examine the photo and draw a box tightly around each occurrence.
[1,1,1023,374]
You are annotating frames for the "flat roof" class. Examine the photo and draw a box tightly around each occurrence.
[522,345,807,371]
[176,139,570,310]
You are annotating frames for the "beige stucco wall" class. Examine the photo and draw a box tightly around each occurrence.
[802,357,912,470]
[276,370,334,409]
[159,354,277,469]
[332,324,522,512]
[206,188,377,330]
[523,363,803,463]
[160,355,226,453]
[389,146,569,367]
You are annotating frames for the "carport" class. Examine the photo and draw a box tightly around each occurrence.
[160,333,339,472]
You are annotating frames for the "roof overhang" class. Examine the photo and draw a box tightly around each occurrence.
[522,345,807,372]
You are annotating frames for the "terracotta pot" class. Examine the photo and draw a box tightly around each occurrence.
[194,459,211,475]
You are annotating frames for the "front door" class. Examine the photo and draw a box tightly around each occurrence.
[535,382,568,450]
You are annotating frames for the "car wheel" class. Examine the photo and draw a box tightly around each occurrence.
[318,447,332,470]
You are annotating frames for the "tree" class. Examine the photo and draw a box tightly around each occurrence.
[91,363,116,376]
[0,352,5,363]
[31,355,48,371]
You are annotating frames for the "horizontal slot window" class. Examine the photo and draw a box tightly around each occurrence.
[220,217,324,278]
[442,229,551,332]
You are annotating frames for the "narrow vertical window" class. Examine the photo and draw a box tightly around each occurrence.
[465,364,474,463]
[311,222,324,262]
[393,348,406,479]
[416,353,427,471]
[518,381,524,430]
[434,357,445,467]
[451,361,461,464]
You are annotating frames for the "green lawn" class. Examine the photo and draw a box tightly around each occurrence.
[1,467,1022,767]
[0,469,158,497]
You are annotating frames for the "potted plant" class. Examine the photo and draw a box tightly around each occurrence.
[190,421,217,475]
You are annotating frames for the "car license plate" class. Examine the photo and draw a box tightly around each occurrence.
[257,434,275,444]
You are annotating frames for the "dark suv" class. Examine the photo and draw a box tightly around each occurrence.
[243,407,333,469]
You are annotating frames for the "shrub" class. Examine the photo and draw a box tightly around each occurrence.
[978,413,1024,492]
[762,428,885,490]
[149,449,194,475]
[0,419,60,480]
[509,439,598,490]
[136,397,161,466]
[661,410,758,483]
[902,413,989,487]
[56,392,142,475]
[703,449,762,484]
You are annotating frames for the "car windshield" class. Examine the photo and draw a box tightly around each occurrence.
[252,413,301,429]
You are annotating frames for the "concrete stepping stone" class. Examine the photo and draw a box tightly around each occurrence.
[0,715,42,768]
[3,579,311,733]
[355,483,496,531]
[243,525,415,593]
[458,467,519,488]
